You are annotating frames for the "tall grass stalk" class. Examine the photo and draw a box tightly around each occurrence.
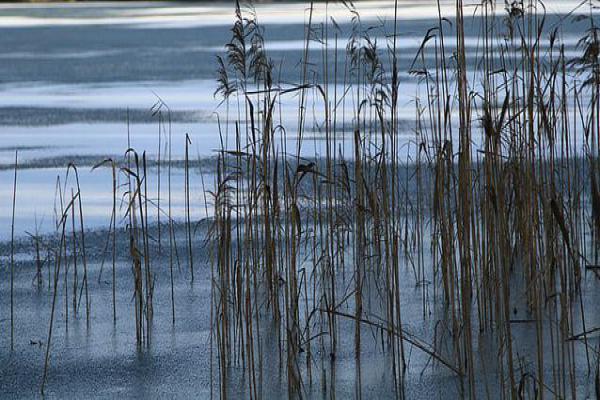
[10,150,17,351]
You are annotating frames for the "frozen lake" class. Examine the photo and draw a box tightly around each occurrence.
[1,2,599,399]
[0,0,593,238]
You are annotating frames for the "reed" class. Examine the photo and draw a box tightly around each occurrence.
[185,133,194,282]
[168,109,177,322]
[26,222,45,289]
[10,150,17,351]
[71,188,77,316]
[41,193,77,394]
[92,158,118,321]
[65,164,90,323]
[122,149,154,345]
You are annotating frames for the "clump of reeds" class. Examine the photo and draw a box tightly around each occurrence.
[122,149,154,346]
[206,0,600,398]
[22,0,600,397]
